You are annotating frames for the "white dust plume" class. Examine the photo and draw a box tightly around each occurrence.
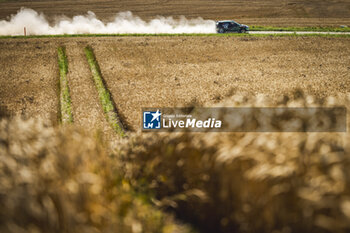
[0,8,216,35]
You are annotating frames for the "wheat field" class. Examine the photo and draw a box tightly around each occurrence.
[0,35,350,233]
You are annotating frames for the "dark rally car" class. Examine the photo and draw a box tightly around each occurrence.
[216,20,249,33]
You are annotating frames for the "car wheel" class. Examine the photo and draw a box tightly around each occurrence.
[240,29,246,33]
[219,28,225,33]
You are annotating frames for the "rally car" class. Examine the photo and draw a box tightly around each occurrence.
[216,20,249,33]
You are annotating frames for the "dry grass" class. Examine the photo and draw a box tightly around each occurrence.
[1,91,349,233]
[0,36,349,232]
[0,0,350,27]
[117,90,350,233]
[0,117,193,233]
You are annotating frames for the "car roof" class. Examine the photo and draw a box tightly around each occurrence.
[217,20,237,23]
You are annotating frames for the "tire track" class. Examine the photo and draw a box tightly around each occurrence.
[65,43,118,143]
[84,46,125,137]
[57,46,73,124]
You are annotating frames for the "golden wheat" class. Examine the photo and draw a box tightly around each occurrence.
[117,90,350,233]
[0,117,192,233]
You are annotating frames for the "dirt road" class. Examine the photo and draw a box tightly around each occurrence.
[0,0,349,27]
[250,31,350,35]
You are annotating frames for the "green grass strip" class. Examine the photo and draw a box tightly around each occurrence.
[0,32,349,39]
[84,46,125,137]
[57,46,73,124]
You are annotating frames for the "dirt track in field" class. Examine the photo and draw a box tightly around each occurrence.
[0,0,350,27]
[0,39,58,122]
[0,36,349,132]
[65,42,118,142]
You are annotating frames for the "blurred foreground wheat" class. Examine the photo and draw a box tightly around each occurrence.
[0,117,192,233]
[118,91,350,233]
[1,90,350,233]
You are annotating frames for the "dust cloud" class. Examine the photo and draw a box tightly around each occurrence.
[0,8,216,35]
